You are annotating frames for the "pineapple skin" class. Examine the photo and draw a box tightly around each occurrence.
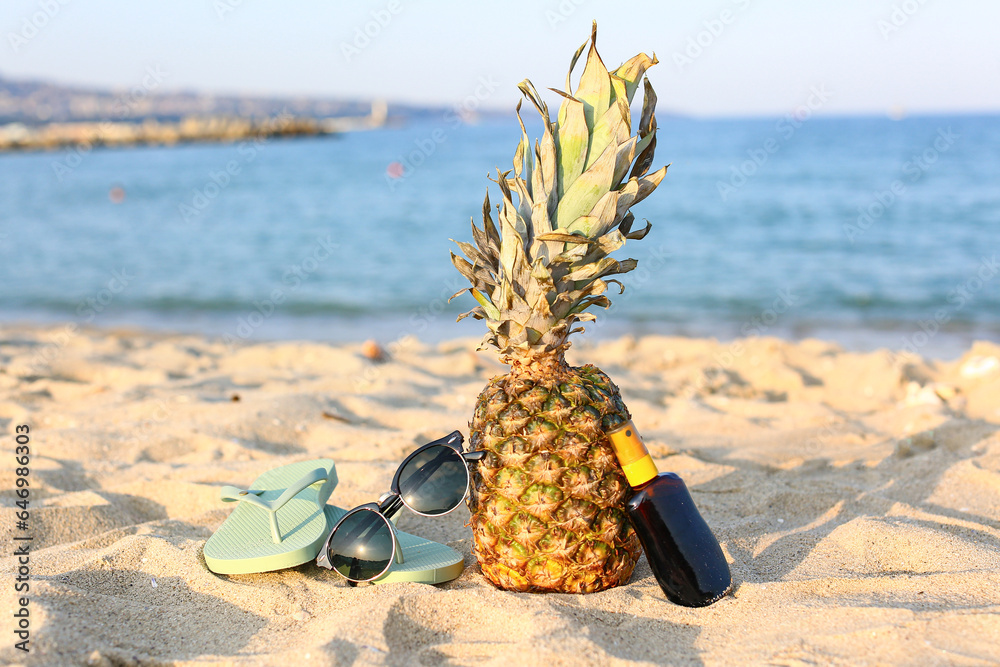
[467,356,642,593]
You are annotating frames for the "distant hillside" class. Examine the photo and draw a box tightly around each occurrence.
[0,73,488,125]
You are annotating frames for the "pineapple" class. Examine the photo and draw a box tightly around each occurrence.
[451,22,666,593]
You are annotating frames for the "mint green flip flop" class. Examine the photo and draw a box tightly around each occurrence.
[322,505,465,585]
[205,459,337,575]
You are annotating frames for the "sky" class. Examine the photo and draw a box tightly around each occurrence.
[1,0,998,117]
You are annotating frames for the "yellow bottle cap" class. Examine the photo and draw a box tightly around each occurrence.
[606,420,659,487]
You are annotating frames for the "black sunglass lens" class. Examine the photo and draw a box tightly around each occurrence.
[398,445,468,515]
[326,510,394,582]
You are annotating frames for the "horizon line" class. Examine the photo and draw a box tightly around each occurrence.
[3,71,998,122]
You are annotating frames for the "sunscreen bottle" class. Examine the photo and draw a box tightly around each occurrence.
[608,420,732,607]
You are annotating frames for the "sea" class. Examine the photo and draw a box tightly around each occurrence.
[1,113,998,359]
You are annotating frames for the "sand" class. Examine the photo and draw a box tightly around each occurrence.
[1,325,999,666]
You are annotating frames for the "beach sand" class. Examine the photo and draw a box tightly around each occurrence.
[2,325,999,666]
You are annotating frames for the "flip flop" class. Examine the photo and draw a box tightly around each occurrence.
[205,459,337,575]
[322,504,465,585]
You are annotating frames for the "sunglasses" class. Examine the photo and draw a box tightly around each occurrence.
[316,430,483,583]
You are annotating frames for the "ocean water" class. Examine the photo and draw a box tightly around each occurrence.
[1,113,998,357]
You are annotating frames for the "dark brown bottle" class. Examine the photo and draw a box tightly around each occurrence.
[608,421,732,607]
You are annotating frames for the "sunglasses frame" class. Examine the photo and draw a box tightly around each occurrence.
[316,505,403,582]
[316,430,484,583]
[386,430,484,518]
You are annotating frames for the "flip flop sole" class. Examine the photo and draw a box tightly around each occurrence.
[205,459,336,575]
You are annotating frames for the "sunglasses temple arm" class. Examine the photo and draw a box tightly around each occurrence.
[430,430,464,449]
[463,451,486,463]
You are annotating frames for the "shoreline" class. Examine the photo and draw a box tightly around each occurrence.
[2,312,996,362]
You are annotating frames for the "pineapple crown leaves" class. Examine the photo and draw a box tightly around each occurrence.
[450,21,667,360]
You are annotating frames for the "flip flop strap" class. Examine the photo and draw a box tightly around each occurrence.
[220,467,328,544]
